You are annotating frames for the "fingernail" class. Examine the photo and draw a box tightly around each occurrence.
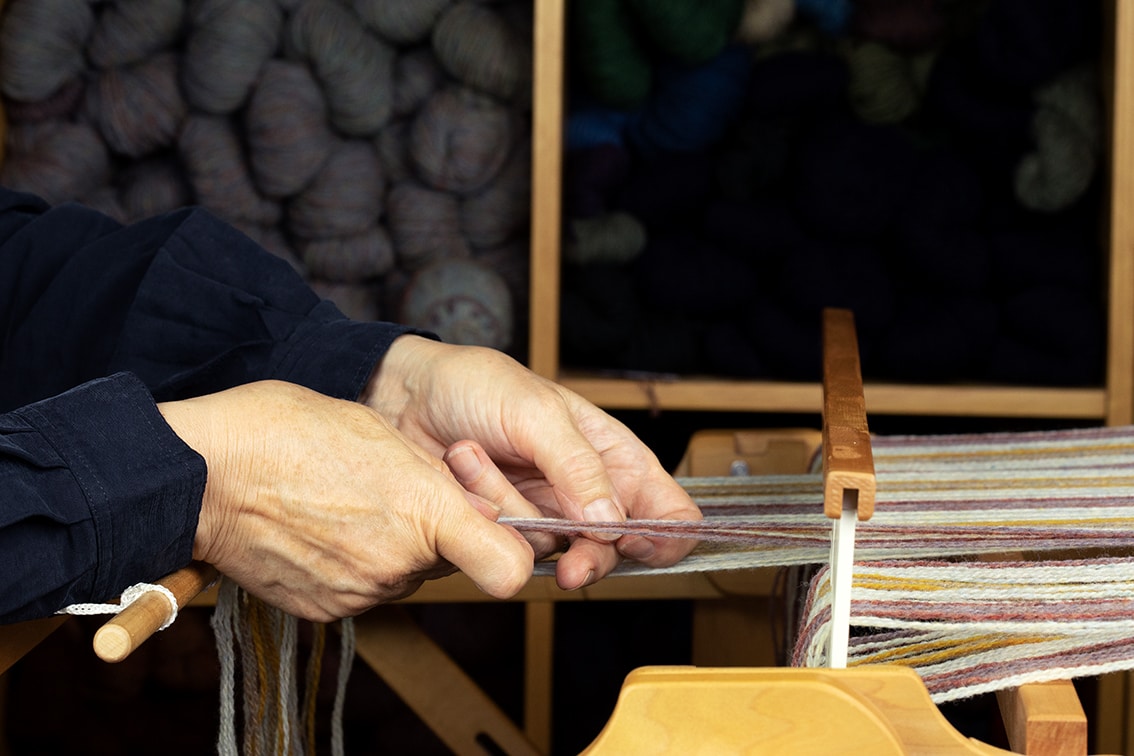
[619,536,655,561]
[445,445,482,482]
[583,498,621,542]
[568,570,595,591]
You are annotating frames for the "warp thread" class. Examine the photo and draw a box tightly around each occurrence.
[501,423,1134,701]
[212,578,353,756]
[792,558,1134,702]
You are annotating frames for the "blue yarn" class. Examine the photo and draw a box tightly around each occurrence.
[795,0,852,34]
[566,106,630,151]
[626,44,751,158]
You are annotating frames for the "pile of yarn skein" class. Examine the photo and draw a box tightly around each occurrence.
[0,0,531,355]
[561,0,1107,386]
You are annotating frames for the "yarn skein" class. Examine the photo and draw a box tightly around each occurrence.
[87,0,185,69]
[182,0,282,115]
[735,0,795,44]
[563,211,647,265]
[1015,64,1102,212]
[569,0,653,109]
[350,0,452,46]
[844,41,934,124]
[245,59,336,198]
[286,0,396,137]
[410,86,515,195]
[0,0,94,102]
[458,139,531,249]
[432,1,532,103]
[386,180,471,270]
[2,76,84,122]
[300,225,396,283]
[85,52,187,158]
[624,0,744,64]
[0,120,111,205]
[400,258,513,350]
[287,139,384,239]
[178,113,281,226]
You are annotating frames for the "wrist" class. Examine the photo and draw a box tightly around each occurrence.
[156,397,222,563]
[360,334,436,422]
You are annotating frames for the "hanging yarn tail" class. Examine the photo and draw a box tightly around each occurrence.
[211,578,354,756]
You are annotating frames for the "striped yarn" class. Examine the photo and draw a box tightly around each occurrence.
[504,424,1134,701]
[507,424,1134,576]
[792,558,1134,702]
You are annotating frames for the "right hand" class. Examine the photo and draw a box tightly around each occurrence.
[157,380,534,622]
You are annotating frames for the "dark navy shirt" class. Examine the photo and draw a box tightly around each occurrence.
[0,188,415,622]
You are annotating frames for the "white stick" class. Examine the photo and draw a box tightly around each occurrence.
[828,498,858,668]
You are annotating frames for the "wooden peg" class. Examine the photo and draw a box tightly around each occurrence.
[93,562,218,663]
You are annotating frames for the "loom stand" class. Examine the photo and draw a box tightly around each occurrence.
[351,606,541,756]
[580,666,1018,755]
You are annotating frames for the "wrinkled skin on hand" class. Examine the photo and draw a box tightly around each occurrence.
[159,380,534,622]
[363,336,703,591]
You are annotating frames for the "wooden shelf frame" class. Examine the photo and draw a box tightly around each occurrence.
[527,0,1134,427]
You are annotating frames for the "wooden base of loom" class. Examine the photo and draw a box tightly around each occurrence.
[579,666,1072,755]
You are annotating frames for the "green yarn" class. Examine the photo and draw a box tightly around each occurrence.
[570,0,744,108]
[564,211,647,265]
[571,0,653,108]
[625,0,745,63]
[844,42,934,124]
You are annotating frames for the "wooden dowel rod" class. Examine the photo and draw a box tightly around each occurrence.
[93,562,218,663]
[821,308,876,521]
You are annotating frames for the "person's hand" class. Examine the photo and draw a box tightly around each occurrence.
[157,380,534,622]
[361,336,702,590]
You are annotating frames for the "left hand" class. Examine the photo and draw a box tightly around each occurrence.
[361,335,702,590]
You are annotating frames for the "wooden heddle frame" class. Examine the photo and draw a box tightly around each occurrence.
[1,307,1126,755]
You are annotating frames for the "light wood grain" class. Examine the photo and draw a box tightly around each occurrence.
[352,607,540,756]
[556,373,1109,419]
[821,308,876,520]
[998,680,1087,756]
[92,562,217,663]
[580,666,1015,755]
[526,0,564,380]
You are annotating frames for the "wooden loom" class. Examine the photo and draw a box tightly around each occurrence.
[0,309,1100,755]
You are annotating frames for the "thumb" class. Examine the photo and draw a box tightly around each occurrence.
[436,493,535,599]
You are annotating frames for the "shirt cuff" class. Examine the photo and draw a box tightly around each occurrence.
[271,299,431,401]
[16,372,206,603]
